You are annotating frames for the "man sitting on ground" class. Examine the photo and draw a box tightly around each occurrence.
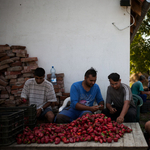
[54,67,104,123]
[21,67,57,123]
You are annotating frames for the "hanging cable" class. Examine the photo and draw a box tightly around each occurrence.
[112,6,135,31]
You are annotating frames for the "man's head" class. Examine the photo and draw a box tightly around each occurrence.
[34,67,45,84]
[139,75,146,83]
[108,73,121,89]
[84,67,97,87]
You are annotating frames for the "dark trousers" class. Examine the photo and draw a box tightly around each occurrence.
[102,105,136,122]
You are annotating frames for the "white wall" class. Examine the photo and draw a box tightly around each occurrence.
[0,0,130,101]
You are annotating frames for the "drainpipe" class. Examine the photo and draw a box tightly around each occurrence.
[130,0,150,43]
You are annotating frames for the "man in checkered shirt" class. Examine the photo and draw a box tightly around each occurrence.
[21,67,57,123]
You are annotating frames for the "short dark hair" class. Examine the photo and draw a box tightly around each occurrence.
[85,67,97,78]
[34,67,45,77]
[108,73,120,81]
[139,75,145,81]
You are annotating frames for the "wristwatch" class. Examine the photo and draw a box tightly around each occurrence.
[40,107,44,111]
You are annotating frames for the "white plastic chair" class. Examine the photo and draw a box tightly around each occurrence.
[59,97,70,112]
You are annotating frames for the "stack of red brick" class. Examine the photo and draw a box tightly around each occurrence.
[0,44,38,107]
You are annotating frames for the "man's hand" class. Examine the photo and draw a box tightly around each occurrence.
[110,108,117,114]
[89,105,100,113]
[98,104,104,110]
[37,108,42,117]
[116,116,124,124]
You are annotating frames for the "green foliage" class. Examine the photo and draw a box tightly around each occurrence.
[130,9,150,74]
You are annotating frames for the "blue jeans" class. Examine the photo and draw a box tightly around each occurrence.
[139,94,147,102]
[54,107,92,123]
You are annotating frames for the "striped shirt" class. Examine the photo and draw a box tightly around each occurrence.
[21,78,57,109]
[106,83,135,108]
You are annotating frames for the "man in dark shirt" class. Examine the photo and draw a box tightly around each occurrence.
[102,73,136,124]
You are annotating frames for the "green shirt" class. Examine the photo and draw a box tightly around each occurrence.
[131,81,144,95]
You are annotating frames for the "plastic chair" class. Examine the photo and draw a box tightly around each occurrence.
[132,94,143,122]
[59,97,70,112]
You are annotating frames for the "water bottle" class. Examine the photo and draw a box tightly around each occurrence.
[50,66,57,85]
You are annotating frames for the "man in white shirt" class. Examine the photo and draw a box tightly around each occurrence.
[21,67,57,123]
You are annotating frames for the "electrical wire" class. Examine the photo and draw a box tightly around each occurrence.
[112,6,135,31]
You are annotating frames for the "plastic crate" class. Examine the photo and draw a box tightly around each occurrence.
[0,104,37,129]
[0,110,24,146]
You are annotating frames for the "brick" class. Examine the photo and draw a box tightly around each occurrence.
[0,45,10,51]
[0,58,14,66]
[27,61,37,66]
[0,55,10,61]
[16,53,26,57]
[0,64,9,70]
[23,73,34,78]
[11,89,22,94]
[53,85,61,88]
[18,77,25,82]
[11,57,20,61]
[0,99,5,104]
[10,61,22,67]
[6,86,11,94]
[12,49,27,54]
[0,93,9,99]
[5,71,21,76]
[9,95,14,100]
[6,50,15,57]
[11,84,24,90]
[57,81,64,84]
[54,88,61,93]
[15,80,25,85]
[0,75,8,82]
[5,75,17,79]
[0,78,8,86]
[21,65,38,73]
[21,57,38,62]
[47,73,64,79]
[0,85,5,90]
[7,66,22,71]
[10,78,17,83]
[11,45,26,49]
[4,99,16,107]
[57,77,63,81]
[1,90,8,94]
[0,52,7,57]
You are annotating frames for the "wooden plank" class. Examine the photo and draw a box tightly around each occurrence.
[130,123,148,148]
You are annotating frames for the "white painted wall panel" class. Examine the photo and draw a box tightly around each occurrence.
[0,0,130,101]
